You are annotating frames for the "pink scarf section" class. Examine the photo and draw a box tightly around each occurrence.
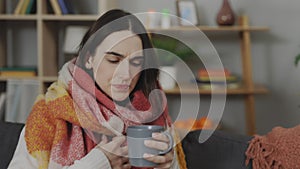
[245,125,300,169]
[67,61,169,136]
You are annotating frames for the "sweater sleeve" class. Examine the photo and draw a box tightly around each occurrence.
[63,149,111,169]
[8,128,112,169]
[8,128,39,169]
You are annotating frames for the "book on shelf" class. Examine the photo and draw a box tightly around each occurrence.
[14,0,25,14]
[19,0,30,14]
[198,81,242,90]
[0,66,37,77]
[0,92,5,120]
[198,68,231,77]
[5,0,19,14]
[57,0,68,14]
[46,0,54,14]
[63,0,74,14]
[197,68,241,89]
[49,0,62,15]
[57,0,74,14]
[25,0,36,14]
[13,0,35,14]
[47,0,74,15]
[197,75,238,82]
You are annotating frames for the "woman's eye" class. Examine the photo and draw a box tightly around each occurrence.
[107,59,120,64]
[130,57,144,67]
[106,57,120,64]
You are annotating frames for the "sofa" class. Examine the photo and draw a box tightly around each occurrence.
[0,121,252,169]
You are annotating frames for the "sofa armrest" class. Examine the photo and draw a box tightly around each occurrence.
[0,121,24,169]
[181,130,252,169]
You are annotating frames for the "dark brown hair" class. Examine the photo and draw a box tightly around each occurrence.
[77,9,159,97]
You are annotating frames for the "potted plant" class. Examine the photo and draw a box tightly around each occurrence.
[295,54,300,66]
[151,34,196,66]
[151,34,197,90]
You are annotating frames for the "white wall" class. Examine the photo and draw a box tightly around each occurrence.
[118,0,300,135]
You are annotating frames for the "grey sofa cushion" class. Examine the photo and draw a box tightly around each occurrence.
[0,122,24,169]
[182,129,253,169]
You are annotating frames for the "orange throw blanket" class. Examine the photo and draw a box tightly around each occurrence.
[245,125,300,169]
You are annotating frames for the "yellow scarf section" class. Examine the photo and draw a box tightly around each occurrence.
[24,81,187,169]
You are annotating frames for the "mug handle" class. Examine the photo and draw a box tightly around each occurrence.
[158,131,174,155]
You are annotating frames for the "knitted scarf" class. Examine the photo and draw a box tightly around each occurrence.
[245,125,300,169]
[24,60,187,169]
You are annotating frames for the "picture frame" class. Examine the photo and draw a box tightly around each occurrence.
[176,0,198,26]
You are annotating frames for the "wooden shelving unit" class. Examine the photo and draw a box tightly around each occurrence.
[41,15,99,21]
[152,16,269,135]
[0,1,269,135]
[164,84,268,95]
[0,0,117,89]
[148,25,269,32]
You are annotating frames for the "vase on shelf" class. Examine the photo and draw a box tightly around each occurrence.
[216,0,235,26]
[159,66,177,90]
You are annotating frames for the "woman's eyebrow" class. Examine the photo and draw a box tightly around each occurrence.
[105,51,125,58]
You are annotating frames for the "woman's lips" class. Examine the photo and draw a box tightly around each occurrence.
[112,84,130,91]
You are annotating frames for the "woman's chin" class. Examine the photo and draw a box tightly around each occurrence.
[110,93,130,103]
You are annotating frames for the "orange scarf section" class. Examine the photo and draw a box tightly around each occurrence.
[24,61,187,169]
[25,82,98,167]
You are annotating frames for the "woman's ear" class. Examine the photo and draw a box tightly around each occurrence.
[85,56,93,69]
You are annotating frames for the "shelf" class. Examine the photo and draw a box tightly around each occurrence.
[41,15,99,21]
[0,15,269,32]
[0,76,38,81]
[0,15,38,20]
[36,76,269,95]
[41,76,58,82]
[164,83,268,95]
[0,75,268,95]
[148,25,269,32]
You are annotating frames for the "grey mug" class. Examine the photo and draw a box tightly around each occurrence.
[126,125,173,167]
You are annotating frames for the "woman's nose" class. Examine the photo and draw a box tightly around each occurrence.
[116,59,130,80]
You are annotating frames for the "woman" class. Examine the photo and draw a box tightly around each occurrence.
[8,9,186,169]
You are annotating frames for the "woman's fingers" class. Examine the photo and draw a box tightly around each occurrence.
[143,150,173,164]
[144,133,171,151]
[97,135,127,156]
[144,139,169,150]
[154,162,173,169]
[112,135,126,145]
[109,156,131,169]
[120,145,128,157]
[111,156,129,165]
[152,132,169,142]
[111,136,127,156]
[123,162,131,169]
[97,135,131,169]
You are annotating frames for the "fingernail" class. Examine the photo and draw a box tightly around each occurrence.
[152,132,160,137]
[144,140,150,146]
[143,153,153,158]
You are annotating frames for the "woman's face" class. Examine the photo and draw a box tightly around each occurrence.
[86,30,144,101]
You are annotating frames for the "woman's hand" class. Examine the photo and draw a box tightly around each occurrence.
[97,135,131,169]
[143,132,174,169]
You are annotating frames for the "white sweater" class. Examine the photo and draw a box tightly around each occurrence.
[8,128,112,169]
[8,128,180,169]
